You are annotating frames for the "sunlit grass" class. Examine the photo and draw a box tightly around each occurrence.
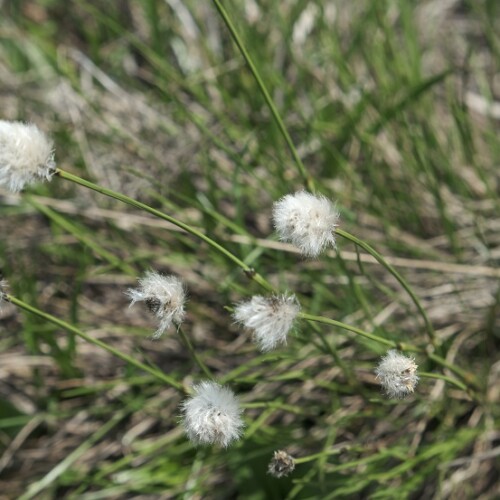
[0,0,498,498]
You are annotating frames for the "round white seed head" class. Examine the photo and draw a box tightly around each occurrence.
[268,450,296,478]
[233,294,300,352]
[127,270,186,339]
[375,350,419,399]
[181,381,244,448]
[0,120,56,192]
[272,191,339,258]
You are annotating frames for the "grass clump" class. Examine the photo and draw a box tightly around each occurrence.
[0,1,498,499]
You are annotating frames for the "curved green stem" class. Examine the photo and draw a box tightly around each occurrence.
[419,372,468,392]
[336,228,436,346]
[55,168,274,292]
[300,312,418,351]
[6,294,184,392]
[427,353,475,387]
[300,312,477,389]
[242,401,306,414]
[211,0,313,192]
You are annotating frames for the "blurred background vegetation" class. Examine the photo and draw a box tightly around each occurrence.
[0,0,499,498]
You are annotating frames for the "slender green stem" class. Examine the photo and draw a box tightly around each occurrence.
[300,312,412,350]
[300,311,477,389]
[177,326,213,379]
[242,401,306,414]
[336,228,436,346]
[55,168,274,292]
[419,372,468,392]
[211,0,313,192]
[6,294,184,392]
[427,353,476,387]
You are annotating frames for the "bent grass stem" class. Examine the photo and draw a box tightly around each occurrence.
[300,312,477,392]
[336,228,437,346]
[55,168,274,292]
[7,294,184,392]
[419,372,468,392]
[211,0,313,192]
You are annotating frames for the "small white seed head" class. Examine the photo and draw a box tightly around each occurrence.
[0,120,55,192]
[127,270,186,339]
[375,350,419,399]
[268,450,296,478]
[233,294,300,352]
[181,381,244,448]
[272,191,339,258]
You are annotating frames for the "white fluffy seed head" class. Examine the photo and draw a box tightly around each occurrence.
[181,381,244,448]
[272,191,339,258]
[268,450,296,478]
[0,120,56,192]
[127,270,186,339]
[233,294,300,352]
[375,350,419,399]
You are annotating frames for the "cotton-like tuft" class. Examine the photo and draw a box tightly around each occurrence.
[181,381,244,448]
[233,294,300,352]
[272,191,339,258]
[127,270,186,339]
[375,350,419,399]
[0,120,55,192]
[268,450,296,478]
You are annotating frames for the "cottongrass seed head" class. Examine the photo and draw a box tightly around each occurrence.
[127,270,186,339]
[272,191,340,258]
[181,381,244,448]
[375,350,419,399]
[233,294,300,352]
[268,450,296,478]
[0,120,56,192]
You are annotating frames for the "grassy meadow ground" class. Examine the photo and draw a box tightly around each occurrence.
[0,0,499,498]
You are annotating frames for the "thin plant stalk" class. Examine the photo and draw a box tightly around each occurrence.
[300,312,417,350]
[6,294,184,392]
[55,168,274,292]
[300,312,477,391]
[427,353,475,387]
[211,0,314,192]
[419,372,468,392]
[336,228,436,346]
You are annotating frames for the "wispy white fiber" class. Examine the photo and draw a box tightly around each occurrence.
[268,450,296,478]
[233,294,300,352]
[375,350,419,399]
[272,191,339,258]
[181,381,244,448]
[127,270,186,339]
[0,120,55,192]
